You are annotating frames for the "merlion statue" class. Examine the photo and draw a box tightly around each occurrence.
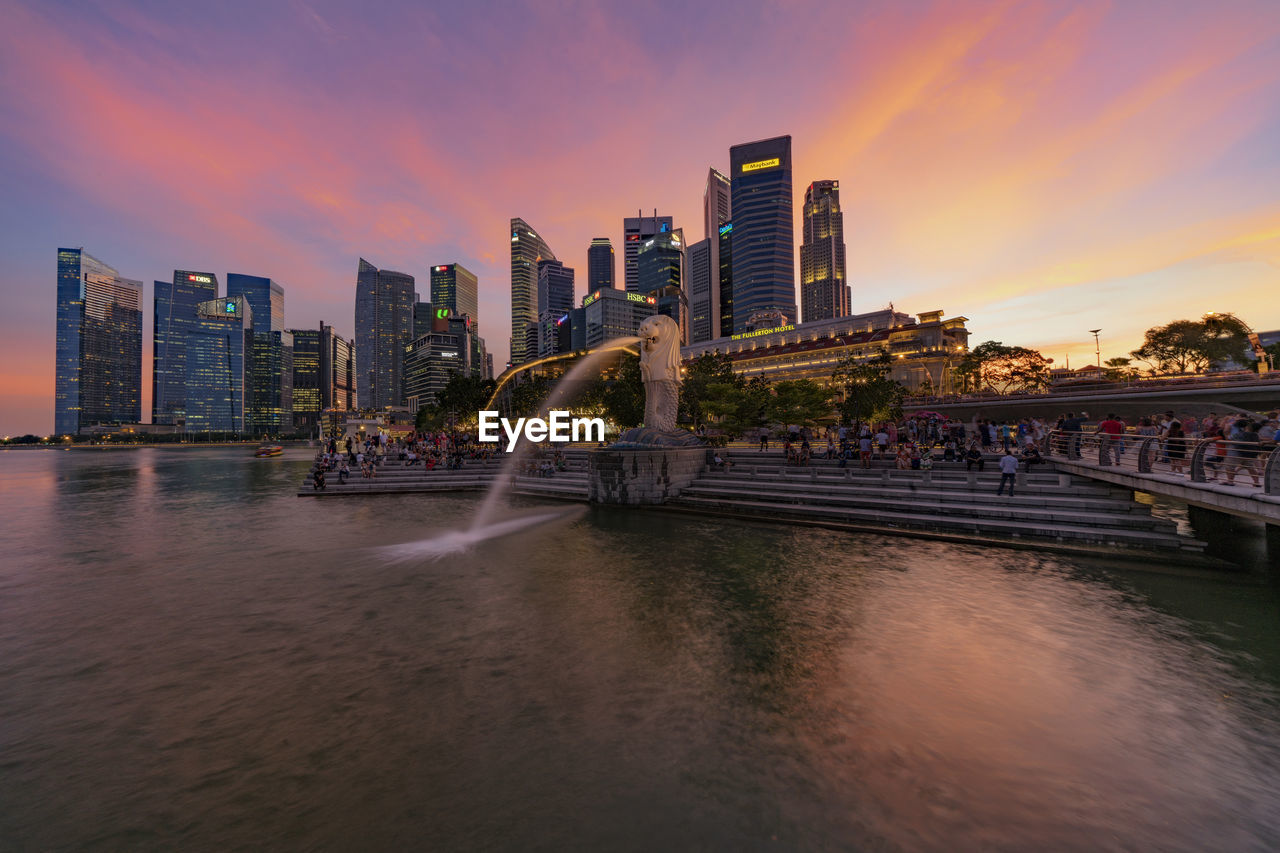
[638,314,682,432]
[611,313,703,448]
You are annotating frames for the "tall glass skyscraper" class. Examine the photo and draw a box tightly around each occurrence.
[510,218,555,366]
[587,237,615,291]
[55,248,143,435]
[623,213,673,293]
[686,237,713,344]
[704,168,733,338]
[186,295,252,433]
[153,270,218,425]
[729,135,796,332]
[228,273,293,433]
[637,230,687,344]
[354,258,415,409]
[429,263,478,325]
[536,258,575,357]
[800,180,849,323]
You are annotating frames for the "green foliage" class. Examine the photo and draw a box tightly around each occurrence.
[679,352,740,426]
[507,375,553,418]
[415,404,445,432]
[436,375,497,422]
[1130,315,1250,375]
[955,341,1051,394]
[699,377,771,438]
[1102,356,1135,381]
[601,355,645,428]
[832,352,906,423]
[766,379,835,427]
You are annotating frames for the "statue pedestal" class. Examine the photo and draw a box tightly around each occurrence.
[588,445,710,505]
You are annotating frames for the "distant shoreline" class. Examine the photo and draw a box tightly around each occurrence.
[1,441,314,451]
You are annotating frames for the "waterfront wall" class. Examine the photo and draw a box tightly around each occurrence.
[588,446,709,505]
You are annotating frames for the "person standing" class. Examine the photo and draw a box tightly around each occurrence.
[759,426,770,452]
[859,434,873,469]
[996,449,1019,497]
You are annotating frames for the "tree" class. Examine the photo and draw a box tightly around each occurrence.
[508,375,553,418]
[1102,356,1135,381]
[679,352,740,426]
[1130,316,1249,375]
[601,354,645,428]
[699,377,772,438]
[954,341,1051,394]
[415,403,445,432]
[436,375,497,422]
[832,352,906,423]
[767,379,835,427]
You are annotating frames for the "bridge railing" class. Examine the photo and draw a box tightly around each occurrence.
[1046,429,1280,495]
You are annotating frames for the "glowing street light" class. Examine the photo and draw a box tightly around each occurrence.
[1089,329,1102,368]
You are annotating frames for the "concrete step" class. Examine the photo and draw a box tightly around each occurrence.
[672,495,1203,552]
[703,470,1130,500]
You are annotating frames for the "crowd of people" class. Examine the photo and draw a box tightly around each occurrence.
[310,429,495,489]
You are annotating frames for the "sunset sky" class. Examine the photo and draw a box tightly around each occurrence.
[2,0,1279,435]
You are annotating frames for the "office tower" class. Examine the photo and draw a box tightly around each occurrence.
[227,273,293,433]
[484,352,494,380]
[686,238,713,343]
[55,248,143,434]
[186,295,253,433]
[800,180,849,322]
[430,263,478,326]
[704,167,733,338]
[289,327,322,432]
[414,300,438,340]
[729,135,796,332]
[404,314,473,410]
[637,229,687,344]
[537,258,576,357]
[718,222,734,336]
[587,237,615,291]
[354,257,416,409]
[153,270,217,425]
[623,212,673,293]
[510,218,555,365]
[324,323,356,411]
[568,307,587,351]
[581,287,656,348]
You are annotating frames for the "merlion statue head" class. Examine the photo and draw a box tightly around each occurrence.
[637,314,682,384]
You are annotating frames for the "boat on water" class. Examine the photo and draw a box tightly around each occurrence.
[254,445,284,458]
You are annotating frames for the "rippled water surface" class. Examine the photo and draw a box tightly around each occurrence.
[2,446,1279,851]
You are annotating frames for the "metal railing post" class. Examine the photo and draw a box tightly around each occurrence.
[1266,446,1280,496]
[1137,437,1157,473]
[1069,432,1083,460]
[1189,439,1211,483]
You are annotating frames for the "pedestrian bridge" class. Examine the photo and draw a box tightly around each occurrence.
[1046,430,1280,527]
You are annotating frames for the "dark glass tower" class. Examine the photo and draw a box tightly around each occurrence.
[686,238,712,343]
[290,327,321,432]
[186,295,253,433]
[704,168,733,338]
[430,263,478,325]
[354,258,415,409]
[800,180,849,322]
[537,258,575,357]
[587,237,615,291]
[153,270,218,425]
[228,273,293,433]
[55,248,143,434]
[729,136,796,332]
[637,230,687,344]
[510,218,555,365]
[623,213,673,293]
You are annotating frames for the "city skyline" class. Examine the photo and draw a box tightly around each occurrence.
[4,0,1280,434]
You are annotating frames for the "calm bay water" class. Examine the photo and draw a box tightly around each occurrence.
[2,446,1279,851]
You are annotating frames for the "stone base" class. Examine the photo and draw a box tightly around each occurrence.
[588,445,710,505]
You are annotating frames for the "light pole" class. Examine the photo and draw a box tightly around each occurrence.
[1089,329,1102,368]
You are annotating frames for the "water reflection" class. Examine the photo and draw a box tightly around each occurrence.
[0,447,1278,850]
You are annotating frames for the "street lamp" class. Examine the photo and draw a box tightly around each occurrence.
[1089,329,1102,368]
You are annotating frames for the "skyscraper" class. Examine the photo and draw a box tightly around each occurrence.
[704,168,733,338]
[623,212,673,293]
[729,135,796,332]
[686,238,713,343]
[186,295,252,433]
[429,263,478,325]
[292,322,355,434]
[55,248,143,434]
[227,273,293,433]
[153,270,217,425]
[637,229,687,344]
[510,218,555,366]
[536,258,575,357]
[354,258,416,409]
[800,180,849,322]
[587,237,615,291]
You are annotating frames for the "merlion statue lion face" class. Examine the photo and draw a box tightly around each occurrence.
[637,314,682,384]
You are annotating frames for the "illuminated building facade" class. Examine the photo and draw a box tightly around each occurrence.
[228,273,293,433]
[153,270,218,425]
[687,237,713,344]
[637,229,687,344]
[587,237,615,291]
[510,218,555,366]
[354,258,415,409]
[623,212,673,293]
[681,308,970,392]
[404,312,474,409]
[429,263,478,327]
[800,180,849,322]
[704,168,733,338]
[55,248,143,434]
[582,286,656,348]
[186,296,253,433]
[729,135,796,332]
